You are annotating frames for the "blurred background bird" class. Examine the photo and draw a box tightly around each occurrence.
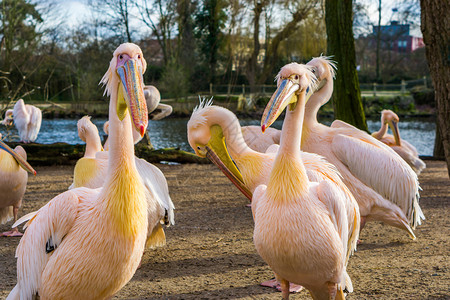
[2,99,42,143]
[372,109,426,174]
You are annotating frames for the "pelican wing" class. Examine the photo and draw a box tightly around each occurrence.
[27,106,42,142]
[330,120,359,130]
[135,157,175,226]
[316,180,359,292]
[12,190,80,299]
[150,103,173,120]
[331,133,423,228]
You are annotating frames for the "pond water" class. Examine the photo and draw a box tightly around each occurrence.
[0,117,436,156]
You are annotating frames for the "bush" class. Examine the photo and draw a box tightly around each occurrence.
[410,86,435,106]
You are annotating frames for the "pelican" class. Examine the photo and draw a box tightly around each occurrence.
[0,133,36,237]
[187,100,358,293]
[144,85,173,120]
[70,116,174,248]
[2,99,42,143]
[7,43,155,299]
[253,63,359,299]
[372,109,426,174]
[302,56,423,238]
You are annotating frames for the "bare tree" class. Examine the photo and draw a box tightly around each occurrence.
[421,0,450,177]
[90,0,135,43]
[138,0,178,65]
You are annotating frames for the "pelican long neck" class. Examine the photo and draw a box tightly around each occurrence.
[267,93,309,200]
[279,94,306,155]
[305,76,333,126]
[84,131,103,157]
[372,120,388,140]
[209,108,252,158]
[104,81,138,184]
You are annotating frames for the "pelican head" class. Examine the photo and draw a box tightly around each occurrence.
[306,56,337,91]
[382,109,401,146]
[0,133,36,175]
[187,98,252,200]
[101,43,148,137]
[77,116,99,143]
[2,109,14,126]
[261,63,317,131]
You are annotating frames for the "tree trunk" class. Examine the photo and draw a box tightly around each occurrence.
[421,0,450,178]
[325,0,368,131]
[433,123,444,159]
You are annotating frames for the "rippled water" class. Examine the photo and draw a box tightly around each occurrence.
[0,117,436,156]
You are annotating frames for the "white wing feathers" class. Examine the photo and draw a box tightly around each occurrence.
[135,158,175,225]
[11,190,79,300]
[331,133,424,228]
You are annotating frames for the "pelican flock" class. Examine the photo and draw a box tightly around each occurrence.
[2,40,430,299]
[302,56,424,239]
[2,99,42,143]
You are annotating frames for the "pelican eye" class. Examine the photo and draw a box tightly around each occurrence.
[138,54,141,59]
[119,54,123,60]
[197,146,201,150]
[294,75,299,80]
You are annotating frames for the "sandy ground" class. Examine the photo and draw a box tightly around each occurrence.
[0,160,449,299]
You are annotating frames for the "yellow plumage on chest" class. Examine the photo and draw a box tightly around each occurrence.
[73,158,99,188]
[0,151,21,173]
[105,165,148,238]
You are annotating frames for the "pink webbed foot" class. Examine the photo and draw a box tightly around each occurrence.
[1,229,23,237]
[260,278,304,293]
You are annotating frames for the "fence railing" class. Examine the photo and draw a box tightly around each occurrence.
[207,76,430,98]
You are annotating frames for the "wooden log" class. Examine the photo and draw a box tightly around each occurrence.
[4,142,210,166]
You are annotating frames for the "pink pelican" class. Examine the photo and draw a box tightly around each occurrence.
[7,43,155,299]
[144,85,173,120]
[0,134,36,236]
[241,125,281,153]
[2,99,42,143]
[372,109,426,174]
[187,100,359,294]
[253,63,359,299]
[302,56,424,238]
[70,116,174,248]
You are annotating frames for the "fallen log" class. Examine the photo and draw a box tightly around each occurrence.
[5,142,209,166]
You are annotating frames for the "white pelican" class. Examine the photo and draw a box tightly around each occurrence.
[2,99,42,143]
[253,62,359,299]
[372,109,426,174]
[0,133,36,237]
[7,43,155,299]
[187,101,358,294]
[145,85,173,120]
[70,116,174,248]
[303,56,424,238]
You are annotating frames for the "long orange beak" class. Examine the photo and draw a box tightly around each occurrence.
[0,140,36,175]
[261,79,300,132]
[117,59,148,137]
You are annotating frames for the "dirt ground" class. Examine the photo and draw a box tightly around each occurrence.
[0,160,449,299]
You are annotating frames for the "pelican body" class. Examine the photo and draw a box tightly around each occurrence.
[372,109,426,174]
[2,99,42,143]
[70,115,174,248]
[302,56,424,238]
[0,134,36,237]
[8,43,154,299]
[254,63,359,299]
